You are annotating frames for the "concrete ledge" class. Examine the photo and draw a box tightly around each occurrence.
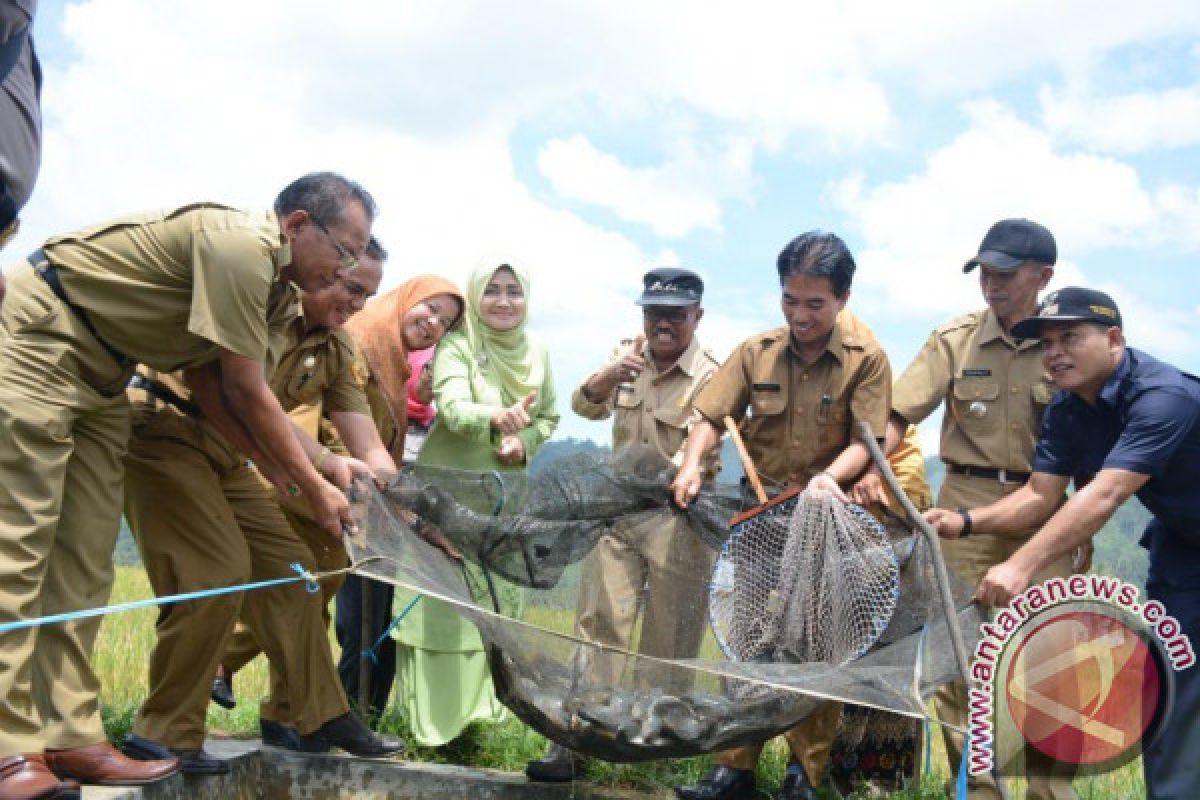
[83,739,665,799]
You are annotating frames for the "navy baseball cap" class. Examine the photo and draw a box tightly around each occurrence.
[963,218,1057,273]
[635,267,704,306]
[1011,287,1123,339]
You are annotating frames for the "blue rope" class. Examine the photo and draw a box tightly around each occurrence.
[361,593,422,664]
[0,562,320,635]
[956,727,970,799]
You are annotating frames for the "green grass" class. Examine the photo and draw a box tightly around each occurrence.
[96,566,1146,798]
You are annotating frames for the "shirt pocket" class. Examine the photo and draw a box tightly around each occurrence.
[613,383,643,411]
[284,364,323,409]
[816,398,851,449]
[651,405,689,455]
[1031,379,1055,425]
[952,379,1001,433]
[744,388,788,445]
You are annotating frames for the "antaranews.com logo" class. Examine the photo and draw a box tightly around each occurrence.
[968,575,1195,777]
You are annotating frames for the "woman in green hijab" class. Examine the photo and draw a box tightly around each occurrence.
[394,261,559,746]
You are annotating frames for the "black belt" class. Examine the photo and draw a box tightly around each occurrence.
[947,463,1030,484]
[129,373,201,417]
[29,249,135,369]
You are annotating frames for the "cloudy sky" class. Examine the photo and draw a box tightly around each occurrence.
[14,0,1200,447]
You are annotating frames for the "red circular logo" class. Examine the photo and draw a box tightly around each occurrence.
[1004,609,1161,766]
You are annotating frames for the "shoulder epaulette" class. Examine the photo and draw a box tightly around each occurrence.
[935,311,984,336]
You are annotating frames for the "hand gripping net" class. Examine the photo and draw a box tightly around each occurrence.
[710,489,899,664]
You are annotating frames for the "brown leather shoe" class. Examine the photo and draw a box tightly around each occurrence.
[0,754,80,799]
[44,742,178,786]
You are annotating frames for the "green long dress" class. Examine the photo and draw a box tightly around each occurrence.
[395,266,558,747]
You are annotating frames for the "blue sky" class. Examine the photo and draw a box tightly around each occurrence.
[14,1,1200,449]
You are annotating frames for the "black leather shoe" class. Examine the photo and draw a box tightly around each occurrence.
[121,734,230,776]
[525,743,586,782]
[260,719,307,751]
[777,764,818,800]
[298,712,405,758]
[211,672,236,710]
[675,766,756,800]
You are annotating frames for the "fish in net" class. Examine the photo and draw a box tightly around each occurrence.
[344,449,984,762]
[709,489,899,665]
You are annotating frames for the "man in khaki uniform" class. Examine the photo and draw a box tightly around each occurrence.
[119,239,405,773]
[212,240,408,738]
[673,232,891,800]
[860,219,1076,800]
[0,172,370,796]
[526,267,721,782]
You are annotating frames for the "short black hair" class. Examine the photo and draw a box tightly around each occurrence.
[365,235,387,262]
[776,230,856,297]
[274,172,377,227]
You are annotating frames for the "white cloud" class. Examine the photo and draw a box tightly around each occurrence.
[536,134,753,238]
[831,99,1200,366]
[1041,84,1200,153]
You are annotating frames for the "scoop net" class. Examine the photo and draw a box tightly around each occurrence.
[710,489,899,665]
[344,447,983,762]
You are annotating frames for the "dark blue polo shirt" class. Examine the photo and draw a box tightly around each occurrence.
[1032,348,1200,587]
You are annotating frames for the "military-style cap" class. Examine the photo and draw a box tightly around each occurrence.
[963,218,1057,273]
[1011,287,1122,339]
[635,267,704,306]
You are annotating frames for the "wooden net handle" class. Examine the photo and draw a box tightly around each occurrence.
[723,415,768,505]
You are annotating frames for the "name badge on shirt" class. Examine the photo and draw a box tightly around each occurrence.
[752,383,781,392]
[962,368,992,378]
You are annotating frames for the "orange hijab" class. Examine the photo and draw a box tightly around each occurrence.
[344,275,464,436]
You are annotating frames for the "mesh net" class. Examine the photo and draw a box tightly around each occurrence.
[710,489,899,665]
[344,448,985,762]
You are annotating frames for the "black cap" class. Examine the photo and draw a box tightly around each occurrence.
[635,267,704,306]
[1011,287,1123,339]
[963,218,1057,273]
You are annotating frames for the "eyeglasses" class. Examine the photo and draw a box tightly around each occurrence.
[310,216,360,272]
[642,306,693,324]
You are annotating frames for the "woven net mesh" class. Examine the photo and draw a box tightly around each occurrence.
[343,448,984,762]
[710,489,899,665]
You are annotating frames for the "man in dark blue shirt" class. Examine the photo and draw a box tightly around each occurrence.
[926,287,1200,800]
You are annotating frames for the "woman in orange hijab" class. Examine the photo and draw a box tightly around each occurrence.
[335,274,464,717]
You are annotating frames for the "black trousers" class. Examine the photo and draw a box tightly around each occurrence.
[334,574,396,718]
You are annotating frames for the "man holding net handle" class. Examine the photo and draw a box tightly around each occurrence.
[853,218,1078,800]
[672,231,891,800]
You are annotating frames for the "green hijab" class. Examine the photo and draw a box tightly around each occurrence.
[463,262,545,406]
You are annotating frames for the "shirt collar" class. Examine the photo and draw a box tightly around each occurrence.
[644,335,702,378]
[788,315,847,365]
[1097,348,1133,408]
[980,308,1039,351]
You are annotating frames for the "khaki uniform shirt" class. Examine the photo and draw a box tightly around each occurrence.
[43,203,293,371]
[892,309,1056,473]
[312,348,399,461]
[571,336,721,478]
[890,424,933,511]
[694,311,892,489]
[269,316,371,434]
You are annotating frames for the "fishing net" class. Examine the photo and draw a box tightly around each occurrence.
[344,448,985,762]
[709,489,899,665]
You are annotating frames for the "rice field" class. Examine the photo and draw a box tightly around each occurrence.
[94,566,1145,798]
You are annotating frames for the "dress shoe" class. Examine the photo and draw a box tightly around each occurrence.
[44,742,179,786]
[260,719,307,751]
[525,743,586,782]
[211,669,236,710]
[296,712,405,758]
[674,766,756,800]
[777,764,818,800]
[121,734,229,776]
[0,755,80,800]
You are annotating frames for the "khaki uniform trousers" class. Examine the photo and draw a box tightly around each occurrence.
[124,413,350,749]
[221,506,349,722]
[934,473,1076,800]
[574,512,716,695]
[0,264,133,754]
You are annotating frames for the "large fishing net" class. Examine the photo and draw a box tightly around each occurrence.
[344,447,985,763]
